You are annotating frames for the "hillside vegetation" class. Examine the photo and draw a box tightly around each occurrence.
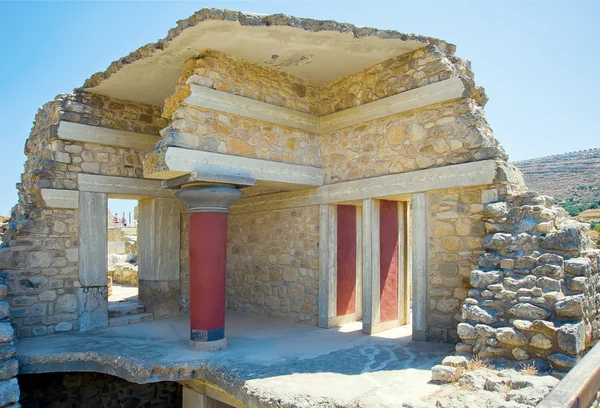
[513,148,600,216]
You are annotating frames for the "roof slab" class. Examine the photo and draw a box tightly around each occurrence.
[17,311,453,407]
[81,9,442,106]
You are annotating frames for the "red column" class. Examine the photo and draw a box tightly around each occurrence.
[175,186,241,351]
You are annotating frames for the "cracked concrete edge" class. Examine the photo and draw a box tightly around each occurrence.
[77,8,455,92]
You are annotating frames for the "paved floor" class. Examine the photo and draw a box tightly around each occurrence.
[108,283,138,303]
[17,311,454,407]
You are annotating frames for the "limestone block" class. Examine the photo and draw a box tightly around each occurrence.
[138,280,180,319]
[55,322,73,332]
[475,324,497,338]
[540,227,587,253]
[442,355,469,368]
[0,378,19,406]
[532,264,563,278]
[0,323,14,343]
[478,253,500,269]
[471,270,502,289]
[462,304,495,324]
[509,303,550,320]
[555,295,584,318]
[484,202,508,217]
[56,294,77,313]
[0,301,8,320]
[547,353,578,370]
[496,328,528,346]
[431,364,457,383]
[537,277,562,292]
[564,257,592,276]
[511,347,530,360]
[76,287,108,331]
[557,322,585,356]
[515,256,539,270]
[568,277,587,292]
[530,333,553,349]
[483,233,512,251]
[457,323,477,340]
[29,251,52,268]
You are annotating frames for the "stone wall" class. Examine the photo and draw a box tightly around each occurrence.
[0,275,19,407]
[458,190,600,371]
[1,92,166,338]
[18,372,181,407]
[225,207,319,323]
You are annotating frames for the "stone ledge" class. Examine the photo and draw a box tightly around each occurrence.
[58,121,160,152]
[182,78,465,134]
[78,174,175,198]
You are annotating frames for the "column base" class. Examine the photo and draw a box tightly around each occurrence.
[189,338,227,351]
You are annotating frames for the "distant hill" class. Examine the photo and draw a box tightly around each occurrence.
[513,148,600,216]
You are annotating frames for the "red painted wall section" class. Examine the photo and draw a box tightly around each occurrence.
[379,200,399,322]
[189,211,228,331]
[336,205,357,317]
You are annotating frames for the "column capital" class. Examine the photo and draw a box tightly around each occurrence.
[175,185,242,213]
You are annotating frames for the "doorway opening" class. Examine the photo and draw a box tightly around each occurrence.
[107,198,150,325]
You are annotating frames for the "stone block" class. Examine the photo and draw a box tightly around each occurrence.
[512,347,530,360]
[0,359,16,380]
[138,280,180,319]
[29,251,52,268]
[568,277,587,293]
[462,304,495,324]
[76,287,108,331]
[457,323,477,339]
[55,294,77,313]
[442,355,468,368]
[530,333,553,349]
[557,322,585,356]
[471,270,502,289]
[540,227,586,253]
[0,301,8,320]
[555,295,584,318]
[548,353,578,370]
[496,327,528,346]
[564,257,592,276]
[0,378,19,406]
[55,322,73,332]
[509,303,550,320]
[431,364,457,383]
[0,323,14,343]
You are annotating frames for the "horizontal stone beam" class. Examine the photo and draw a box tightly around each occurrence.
[57,121,160,151]
[78,174,175,198]
[40,189,79,209]
[182,78,464,133]
[319,77,465,133]
[162,147,324,189]
[230,159,497,214]
[185,84,320,133]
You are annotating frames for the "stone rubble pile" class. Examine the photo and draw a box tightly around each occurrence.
[413,355,559,408]
[456,191,599,372]
[0,275,19,407]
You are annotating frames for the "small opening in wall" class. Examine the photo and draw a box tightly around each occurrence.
[107,198,145,322]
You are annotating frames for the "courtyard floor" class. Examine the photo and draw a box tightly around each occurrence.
[16,311,454,407]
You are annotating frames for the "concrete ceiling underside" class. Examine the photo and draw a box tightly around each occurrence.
[83,17,429,107]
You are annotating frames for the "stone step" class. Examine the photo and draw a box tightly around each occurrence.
[108,312,153,327]
[108,301,145,317]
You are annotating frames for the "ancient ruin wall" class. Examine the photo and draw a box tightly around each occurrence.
[1,93,166,337]
[0,275,19,407]
[458,190,600,370]
[18,372,181,407]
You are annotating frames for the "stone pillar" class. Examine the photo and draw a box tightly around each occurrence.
[411,192,429,341]
[175,186,241,351]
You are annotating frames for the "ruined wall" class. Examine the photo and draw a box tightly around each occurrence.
[0,275,19,407]
[226,206,320,324]
[1,93,166,337]
[458,190,600,371]
[18,372,181,408]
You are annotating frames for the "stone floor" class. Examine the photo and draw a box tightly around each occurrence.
[16,311,454,407]
[108,283,138,303]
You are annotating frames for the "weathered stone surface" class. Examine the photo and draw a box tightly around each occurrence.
[441,355,468,368]
[0,378,19,406]
[540,227,586,252]
[564,257,592,276]
[0,359,18,380]
[55,294,77,313]
[55,322,73,332]
[496,328,527,346]
[462,304,495,324]
[457,323,477,340]
[554,295,584,318]
[529,333,553,349]
[431,365,457,382]
[509,303,550,320]
[471,270,502,289]
[511,347,529,360]
[548,353,578,370]
[557,322,585,356]
[0,323,14,343]
[478,253,501,269]
[76,287,108,331]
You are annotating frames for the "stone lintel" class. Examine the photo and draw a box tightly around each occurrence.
[40,189,79,209]
[78,174,174,198]
[161,171,256,190]
[319,77,465,133]
[230,159,498,215]
[58,121,160,151]
[185,84,320,133]
[160,147,324,189]
[182,78,464,134]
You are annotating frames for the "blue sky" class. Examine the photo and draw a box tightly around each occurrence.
[0,1,598,217]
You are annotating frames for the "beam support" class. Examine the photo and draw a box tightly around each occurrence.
[58,121,160,151]
[318,204,337,328]
[411,192,429,341]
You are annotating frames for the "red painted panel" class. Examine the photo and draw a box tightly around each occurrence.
[336,205,357,317]
[189,211,228,331]
[380,200,399,322]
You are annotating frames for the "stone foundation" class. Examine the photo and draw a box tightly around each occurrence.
[18,372,181,408]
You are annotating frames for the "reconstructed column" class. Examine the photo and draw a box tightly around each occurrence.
[175,185,242,351]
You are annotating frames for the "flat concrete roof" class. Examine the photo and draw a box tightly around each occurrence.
[17,311,454,407]
[80,9,446,106]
